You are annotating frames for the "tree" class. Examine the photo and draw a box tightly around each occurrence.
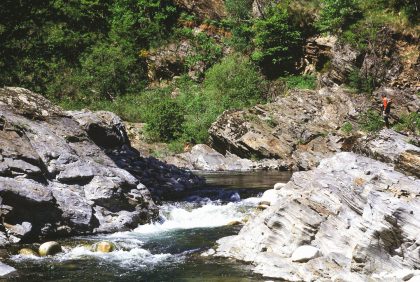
[251,4,302,76]
[316,0,362,33]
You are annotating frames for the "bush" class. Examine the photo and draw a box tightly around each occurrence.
[79,42,143,100]
[251,4,302,76]
[359,110,383,132]
[144,96,184,142]
[347,69,375,94]
[225,0,253,20]
[204,53,265,109]
[281,75,317,90]
[341,121,353,134]
[316,0,362,33]
[393,112,420,135]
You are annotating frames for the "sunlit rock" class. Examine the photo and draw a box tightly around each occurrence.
[39,241,62,256]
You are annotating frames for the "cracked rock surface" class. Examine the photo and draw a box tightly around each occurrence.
[216,152,420,281]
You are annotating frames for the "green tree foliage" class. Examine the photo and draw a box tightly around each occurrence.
[251,4,302,77]
[225,0,254,20]
[316,0,362,33]
[359,110,384,132]
[144,96,185,142]
[0,0,178,100]
[204,54,264,109]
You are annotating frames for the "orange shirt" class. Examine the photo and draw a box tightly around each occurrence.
[382,97,388,109]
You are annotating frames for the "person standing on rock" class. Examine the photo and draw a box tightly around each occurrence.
[381,93,391,128]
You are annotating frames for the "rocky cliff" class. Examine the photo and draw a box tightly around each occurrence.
[0,87,201,245]
[216,149,420,281]
[209,86,372,170]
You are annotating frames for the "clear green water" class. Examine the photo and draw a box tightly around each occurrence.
[4,171,291,281]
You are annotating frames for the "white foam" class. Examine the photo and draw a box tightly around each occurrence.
[12,245,173,268]
[131,199,259,234]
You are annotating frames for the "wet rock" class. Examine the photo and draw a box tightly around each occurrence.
[291,245,320,262]
[39,241,62,256]
[201,248,216,257]
[226,220,243,226]
[93,241,116,253]
[5,222,32,242]
[19,248,39,257]
[216,152,420,280]
[0,262,16,277]
[273,183,285,190]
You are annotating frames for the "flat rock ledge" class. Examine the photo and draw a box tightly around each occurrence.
[216,152,420,281]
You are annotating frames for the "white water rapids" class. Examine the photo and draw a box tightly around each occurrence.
[11,195,263,268]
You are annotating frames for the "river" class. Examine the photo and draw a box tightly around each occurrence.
[5,171,291,281]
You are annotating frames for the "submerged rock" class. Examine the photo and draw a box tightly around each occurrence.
[93,241,116,253]
[216,152,420,280]
[18,248,39,257]
[39,241,62,256]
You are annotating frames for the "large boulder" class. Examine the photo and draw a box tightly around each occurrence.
[353,129,420,177]
[216,152,420,280]
[209,86,370,170]
[67,110,129,148]
[0,87,201,245]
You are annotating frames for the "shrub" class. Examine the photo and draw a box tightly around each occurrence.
[251,4,302,76]
[204,53,265,109]
[347,69,375,94]
[316,0,362,33]
[393,112,420,135]
[341,121,353,134]
[143,95,184,142]
[281,75,317,90]
[359,110,383,132]
[225,0,253,20]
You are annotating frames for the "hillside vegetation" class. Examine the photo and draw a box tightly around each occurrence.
[0,0,418,150]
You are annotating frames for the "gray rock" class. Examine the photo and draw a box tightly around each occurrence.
[0,87,202,243]
[209,86,369,170]
[291,245,320,262]
[0,262,16,277]
[216,152,420,280]
[68,110,129,148]
[354,129,420,177]
[165,144,288,171]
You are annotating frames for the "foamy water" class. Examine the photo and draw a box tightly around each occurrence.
[11,195,263,269]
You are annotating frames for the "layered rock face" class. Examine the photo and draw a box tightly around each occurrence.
[0,87,201,245]
[209,86,370,170]
[164,144,289,171]
[216,152,420,281]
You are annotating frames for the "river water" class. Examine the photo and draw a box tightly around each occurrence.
[5,171,291,281]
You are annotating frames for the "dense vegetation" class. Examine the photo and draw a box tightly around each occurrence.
[0,0,418,149]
